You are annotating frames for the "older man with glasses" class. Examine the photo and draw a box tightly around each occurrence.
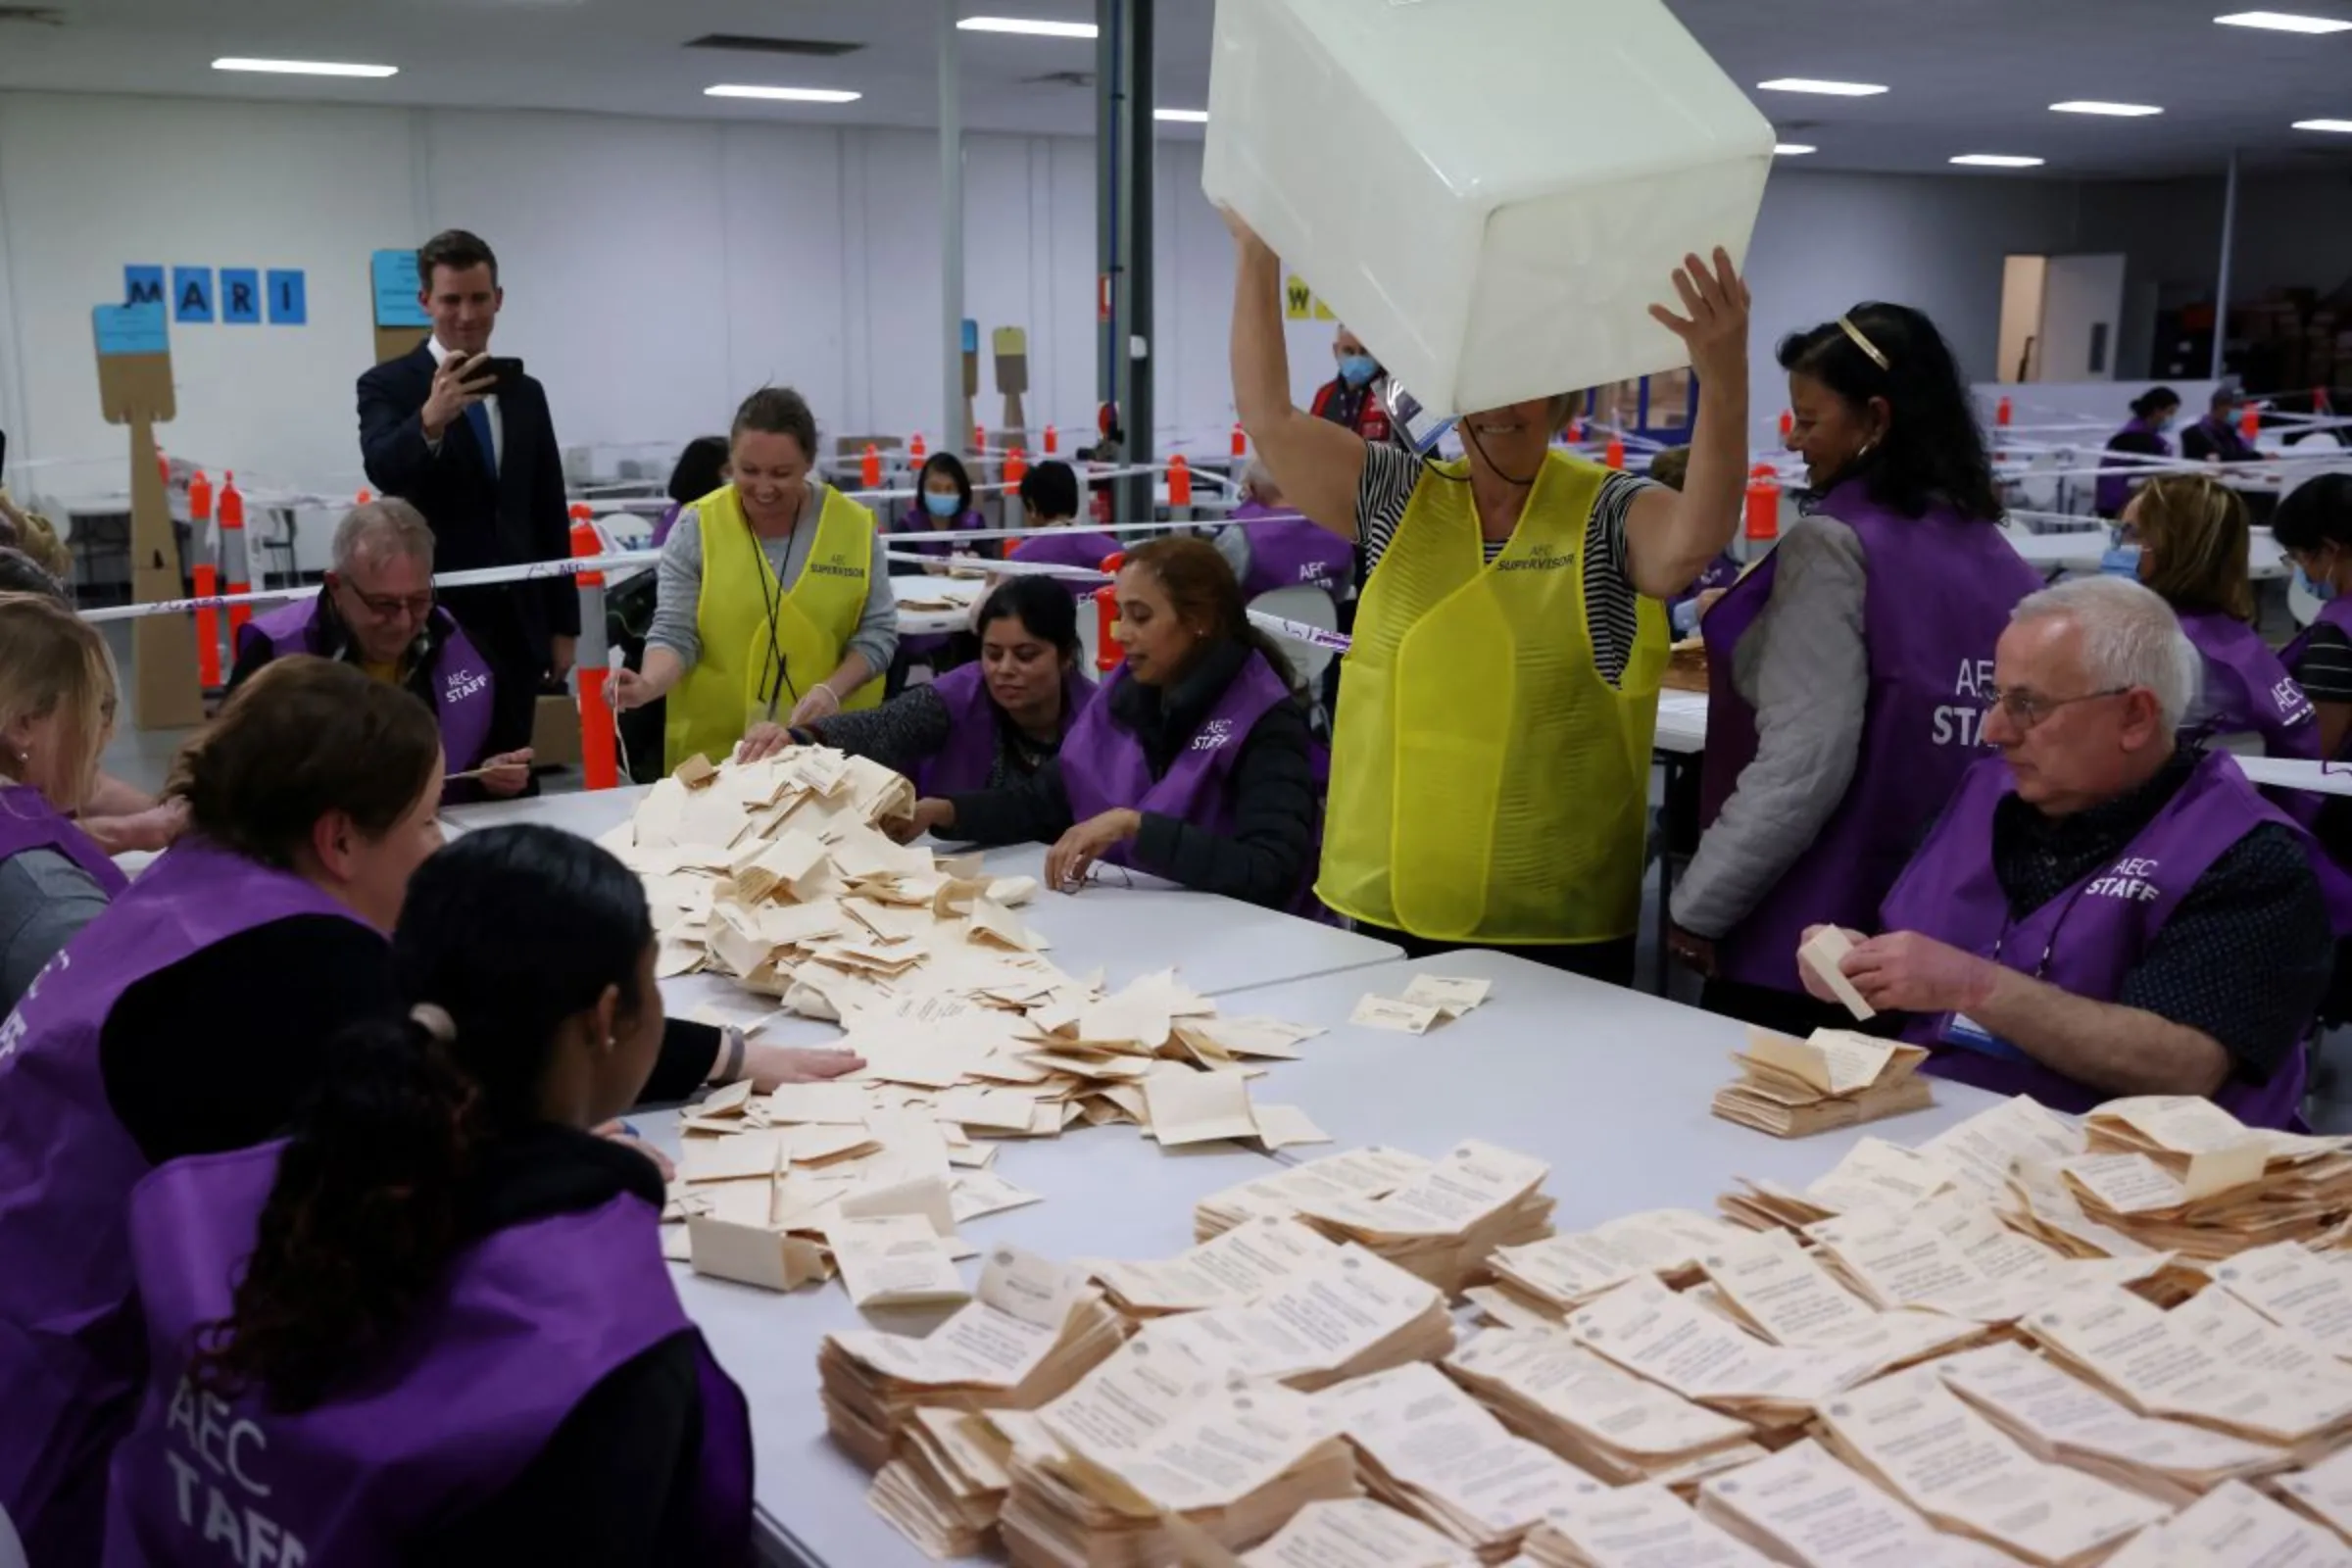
[228,499,533,799]
[1801,575,2338,1128]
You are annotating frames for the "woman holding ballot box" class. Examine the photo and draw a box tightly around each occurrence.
[1669,305,2041,1034]
[1224,210,1748,983]
[900,538,1320,910]
[612,386,898,770]
[103,826,752,1566]
[741,574,1098,793]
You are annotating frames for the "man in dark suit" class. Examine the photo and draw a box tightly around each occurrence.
[356,229,576,763]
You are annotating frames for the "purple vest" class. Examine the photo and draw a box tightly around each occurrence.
[2178,608,2319,762]
[0,783,128,900]
[1880,752,2311,1128]
[1668,551,1744,619]
[1223,503,1354,599]
[914,662,1098,796]
[1010,528,1125,596]
[894,506,987,561]
[1701,490,2042,993]
[652,500,684,549]
[2095,418,2171,515]
[0,840,368,1564]
[103,1141,753,1568]
[239,599,498,782]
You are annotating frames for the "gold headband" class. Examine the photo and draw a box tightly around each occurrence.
[1838,316,1889,371]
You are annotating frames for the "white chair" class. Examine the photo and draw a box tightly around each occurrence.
[1249,586,1342,698]
[0,1501,27,1568]
[2014,452,2063,514]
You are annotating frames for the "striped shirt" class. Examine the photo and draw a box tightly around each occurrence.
[2294,623,2352,706]
[1355,444,1659,685]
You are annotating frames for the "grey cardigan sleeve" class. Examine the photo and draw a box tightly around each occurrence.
[845,529,900,676]
[0,851,111,1009]
[1670,514,1870,940]
[647,508,707,669]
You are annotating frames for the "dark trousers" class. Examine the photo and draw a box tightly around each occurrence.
[1353,920,1637,989]
[442,587,546,795]
[1699,976,1861,1039]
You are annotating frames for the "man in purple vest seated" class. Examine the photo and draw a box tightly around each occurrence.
[1214,460,1355,601]
[229,499,534,801]
[1800,576,2334,1128]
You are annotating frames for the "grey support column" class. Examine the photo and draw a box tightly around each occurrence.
[2212,149,2239,383]
[1097,0,1154,532]
[941,0,967,462]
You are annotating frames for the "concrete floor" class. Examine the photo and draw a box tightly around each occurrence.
[104,620,2352,1133]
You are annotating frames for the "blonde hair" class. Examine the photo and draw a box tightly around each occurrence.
[0,592,117,810]
[2132,474,2253,622]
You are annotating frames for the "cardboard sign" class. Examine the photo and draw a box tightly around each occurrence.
[92,301,168,358]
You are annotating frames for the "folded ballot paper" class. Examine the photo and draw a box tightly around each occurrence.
[1520,1480,1774,1568]
[1467,1210,1750,1329]
[1694,1439,2025,1567]
[1709,1027,1933,1138]
[2099,1479,2348,1567]
[1238,1498,1478,1567]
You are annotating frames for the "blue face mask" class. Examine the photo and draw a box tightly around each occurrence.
[923,492,960,519]
[2298,565,2338,605]
[1337,354,1378,389]
[2100,543,2142,578]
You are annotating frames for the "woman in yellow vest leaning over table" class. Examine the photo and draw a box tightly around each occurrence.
[1225,211,1750,986]
[612,386,899,769]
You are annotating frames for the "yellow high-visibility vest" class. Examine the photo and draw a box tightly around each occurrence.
[666,482,880,770]
[1318,451,1665,943]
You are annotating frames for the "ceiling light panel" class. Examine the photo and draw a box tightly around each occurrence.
[212,57,398,77]
[705,84,861,103]
[1757,78,1888,96]
[957,17,1099,38]
[2050,101,2164,117]
[1773,143,1817,155]
[1951,153,2046,168]
[2214,11,2352,32]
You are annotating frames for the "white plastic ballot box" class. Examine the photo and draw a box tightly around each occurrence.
[1202,0,1774,417]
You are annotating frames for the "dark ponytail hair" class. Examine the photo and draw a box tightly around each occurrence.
[189,824,656,1411]
[1123,535,1300,692]
[977,573,1082,662]
[1777,303,2003,522]
[2131,387,2182,422]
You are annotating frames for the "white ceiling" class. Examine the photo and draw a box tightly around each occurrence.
[0,0,2348,179]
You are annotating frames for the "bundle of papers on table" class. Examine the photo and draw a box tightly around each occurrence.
[1693,1439,2022,1567]
[1237,1498,1477,1567]
[1194,1142,1556,1294]
[2103,1479,2348,1567]
[1468,1210,1749,1328]
[1709,1027,1933,1138]
[1519,1481,1772,1567]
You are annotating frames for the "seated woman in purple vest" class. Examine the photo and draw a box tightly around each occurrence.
[1213,459,1355,601]
[105,825,753,1567]
[1798,577,2335,1129]
[1005,460,1124,596]
[228,499,535,803]
[2276,474,2352,1024]
[651,434,728,549]
[898,538,1322,910]
[0,591,129,1008]
[2094,387,2180,519]
[890,451,993,574]
[1669,305,2042,1038]
[738,574,1097,793]
[2124,474,2319,765]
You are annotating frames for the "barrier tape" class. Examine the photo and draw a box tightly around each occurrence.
[882,547,1355,654]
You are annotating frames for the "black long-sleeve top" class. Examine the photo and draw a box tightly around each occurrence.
[943,638,1320,909]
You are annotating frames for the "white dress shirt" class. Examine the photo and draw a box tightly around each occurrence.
[423,335,504,468]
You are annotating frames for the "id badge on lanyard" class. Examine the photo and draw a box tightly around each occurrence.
[1938,1010,2033,1062]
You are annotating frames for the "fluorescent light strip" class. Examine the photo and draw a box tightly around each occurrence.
[1154,108,1209,123]
[1757,77,1888,96]
[2215,11,2352,32]
[957,16,1099,37]
[1773,143,1817,155]
[706,84,861,103]
[212,57,398,78]
[2294,118,2352,131]
[2051,100,2164,117]
[1951,153,2046,168]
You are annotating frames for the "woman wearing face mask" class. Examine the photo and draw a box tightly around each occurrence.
[2278,475,2352,765]
[2095,387,2181,520]
[1224,210,1748,982]
[2124,474,2316,761]
[612,387,899,769]
[0,594,128,1009]
[738,574,1097,792]
[900,539,1319,910]
[1006,461,1124,596]
[890,452,992,575]
[1666,306,2043,1034]
[103,826,753,1567]
[1308,326,1394,444]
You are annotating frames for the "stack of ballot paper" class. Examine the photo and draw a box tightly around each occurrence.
[1195,1147,1441,1239]
[1694,1439,2024,1566]
[1709,1027,1933,1138]
[1934,1344,2293,1507]
[1811,1362,2171,1563]
[818,1247,1128,1473]
[2277,1444,2352,1544]
[1119,1245,1456,1392]
[994,1373,1358,1565]
[1442,1328,1764,1490]
[1690,1228,1987,1364]
[2042,1097,2352,1260]
[1468,1210,1749,1328]
[2101,1479,2348,1566]
[1088,1217,1346,1319]
[1315,1362,1598,1562]
[1520,1480,1774,1567]
[1196,1142,1555,1294]
[1238,1498,1478,1567]
[869,1406,1016,1558]
[1800,1196,2180,1327]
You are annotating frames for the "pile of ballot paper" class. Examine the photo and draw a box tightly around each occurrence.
[1192,1142,1555,1293]
[819,1247,1128,1473]
[1234,1498,1477,1568]
[1468,1210,1748,1328]
[1519,1481,1773,1568]
[1694,1439,2024,1566]
[1710,1026,1934,1138]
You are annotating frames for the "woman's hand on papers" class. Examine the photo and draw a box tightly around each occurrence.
[894,799,955,845]
[1840,930,1998,1015]
[737,722,794,764]
[1046,808,1142,892]
[743,1044,867,1091]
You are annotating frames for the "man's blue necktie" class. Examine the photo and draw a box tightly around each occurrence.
[465,401,498,482]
